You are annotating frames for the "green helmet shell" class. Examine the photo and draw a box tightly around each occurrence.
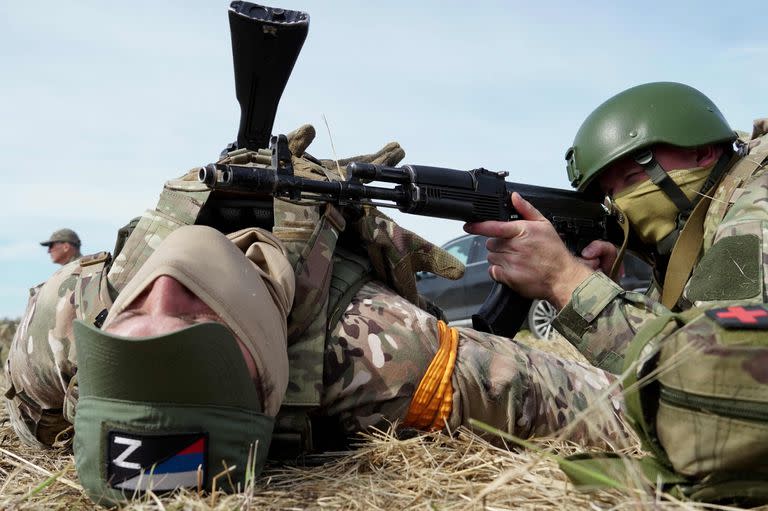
[565,82,736,192]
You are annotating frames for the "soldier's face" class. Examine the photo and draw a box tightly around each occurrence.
[597,158,647,197]
[597,144,706,197]
[105,275,219,337]
[48,242,73,265]
[105,275,259,379]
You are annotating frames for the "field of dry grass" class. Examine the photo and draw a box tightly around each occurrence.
[0,325,762,510]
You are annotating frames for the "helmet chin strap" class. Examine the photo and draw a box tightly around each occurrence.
[634,150,692,208]
[632,149,732,255]
[606,196,631,281]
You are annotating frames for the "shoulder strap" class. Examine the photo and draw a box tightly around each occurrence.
[108,181,211,291]
[660,147,755,309]
[327,246,372,333]
[270,245,373,459]
[660,194,712,309]
[273,198,347,411]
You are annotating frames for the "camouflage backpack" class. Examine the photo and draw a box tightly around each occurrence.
[564,303,768,505]
[630,304,768,502]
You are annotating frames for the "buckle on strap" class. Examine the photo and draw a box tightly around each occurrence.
[634,151,692,211]
[323,203,346,233]
[269,407,314,460]
[79,251,111,268]
[634,150,654,167]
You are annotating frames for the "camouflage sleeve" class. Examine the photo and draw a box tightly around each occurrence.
[320,280,437,431]
[553,272,669,374]
[4,262,81,447]
[449,325,628,446]
[555,165,768,376]
[321,280,629,446]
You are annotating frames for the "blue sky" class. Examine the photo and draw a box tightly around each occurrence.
[1,0,766,318]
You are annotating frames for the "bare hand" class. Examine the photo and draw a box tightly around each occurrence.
[463,192,594,309]
[578,240,618,275]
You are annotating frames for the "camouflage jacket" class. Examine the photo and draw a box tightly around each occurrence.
[554,120,768,373]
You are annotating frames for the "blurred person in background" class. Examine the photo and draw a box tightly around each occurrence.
[39,228,82,265]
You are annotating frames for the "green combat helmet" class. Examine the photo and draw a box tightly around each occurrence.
[565,82,736,194]
[565,82,738,257]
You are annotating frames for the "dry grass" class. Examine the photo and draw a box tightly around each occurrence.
[0,327,763,510]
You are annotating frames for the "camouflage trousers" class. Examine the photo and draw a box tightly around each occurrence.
[322,281,628,446]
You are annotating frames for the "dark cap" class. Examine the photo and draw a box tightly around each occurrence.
[40,228,81,247]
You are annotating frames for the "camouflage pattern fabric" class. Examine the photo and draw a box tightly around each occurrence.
[4,262,81,447]
[274,198,344,408]
[555,119,768,375]
[5,125,626,455]
[5,261,628,451]
[321,281,627,446]
[266,127,463,410]
[107,176,211,292]
[702,119,768,250]
[633,304,768,478]
[554,272,670,374]
[0,319,17,367]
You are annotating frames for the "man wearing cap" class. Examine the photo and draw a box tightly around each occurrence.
[40,228,82,265]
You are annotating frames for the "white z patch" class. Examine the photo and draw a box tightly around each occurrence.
[112,436,142,470]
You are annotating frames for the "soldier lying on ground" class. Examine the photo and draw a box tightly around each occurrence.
[4,128,626,505]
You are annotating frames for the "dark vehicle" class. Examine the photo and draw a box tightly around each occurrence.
[417,234,652,339]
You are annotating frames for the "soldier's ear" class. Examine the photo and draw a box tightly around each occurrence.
[695,144,722,167]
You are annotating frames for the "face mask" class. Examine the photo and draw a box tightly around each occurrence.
[73,225,295,506]
[103,225,295,416]
[613,164,714,247]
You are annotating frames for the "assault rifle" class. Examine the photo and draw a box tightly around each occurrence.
[206,1,618,338]
[199,135,620,338]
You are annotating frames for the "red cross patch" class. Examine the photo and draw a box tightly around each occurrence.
[705,305,768,330]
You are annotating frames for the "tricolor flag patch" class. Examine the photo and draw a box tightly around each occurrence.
[106,431,207,491]
[705,305,768,330]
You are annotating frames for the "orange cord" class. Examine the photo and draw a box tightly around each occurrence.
[403,320,459,431]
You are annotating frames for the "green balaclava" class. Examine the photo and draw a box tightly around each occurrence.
[73,225,295,506]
